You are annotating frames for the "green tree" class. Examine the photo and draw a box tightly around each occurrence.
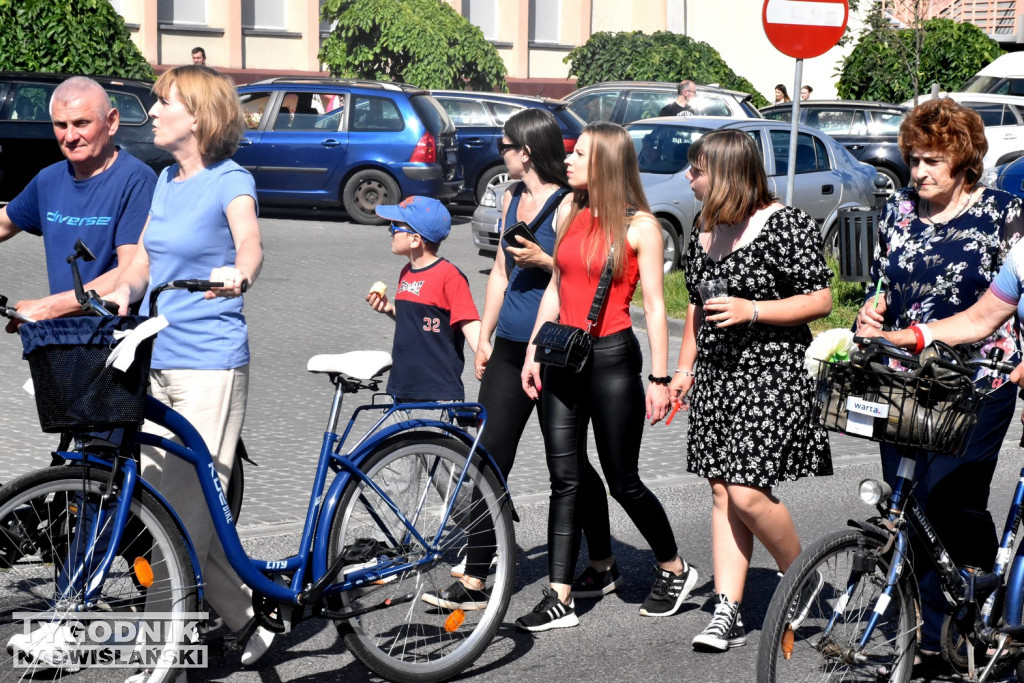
[837,15,1001,103]
[0,0,154,80]
[565,31,768,108]
[319,0,506,91]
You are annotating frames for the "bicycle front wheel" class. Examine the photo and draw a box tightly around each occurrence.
[0,465,198,682]
[757,528,918,683]
[328,433,515,683]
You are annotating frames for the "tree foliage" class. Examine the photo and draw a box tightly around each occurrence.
[319,0,506,91]
[837,16,1001,103]
[0,0,154,80]
[565,31,769,108]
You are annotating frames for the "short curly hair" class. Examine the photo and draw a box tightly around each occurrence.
[899,98,987,188]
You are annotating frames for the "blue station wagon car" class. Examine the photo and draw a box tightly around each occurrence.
[431,90,585,204]
[234,78,461,224]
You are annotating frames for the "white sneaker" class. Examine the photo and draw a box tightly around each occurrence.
[6,620,82,671]
[240,626,275,666]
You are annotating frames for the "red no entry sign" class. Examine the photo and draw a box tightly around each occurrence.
[763,0,848,60]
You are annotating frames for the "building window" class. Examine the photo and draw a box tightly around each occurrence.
[464,0,498,41]
[529,0,560,44]
[158,0,206,25]
[243,0,286,30]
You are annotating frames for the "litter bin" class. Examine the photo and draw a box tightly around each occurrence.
[835,206,876,283]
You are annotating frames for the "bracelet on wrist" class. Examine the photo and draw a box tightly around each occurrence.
[919,323,933,349]
[674,368,694,377]
[749,300,759,326]
[648,374,672,385]
[909,324,925,354]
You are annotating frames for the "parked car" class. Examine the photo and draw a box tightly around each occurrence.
[473,117,879,272]
[430,90,585,205]
[0,71,173,202]
[563,81,762,126]
[233,78,461,224]
[904,92,1024,169]
[960,52,1024,97]
[760,100,909,194]
[986,155,1024,198]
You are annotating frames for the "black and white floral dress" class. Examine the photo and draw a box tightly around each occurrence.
[684,206,832,487]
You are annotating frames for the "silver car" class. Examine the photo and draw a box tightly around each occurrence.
[471,117,878,271]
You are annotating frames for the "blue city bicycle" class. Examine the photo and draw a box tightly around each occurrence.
[757,337,1024,682]
[0,255,516,683]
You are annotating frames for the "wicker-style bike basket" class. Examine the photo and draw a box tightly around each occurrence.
[19,316,153,432]
[814,359,980,456]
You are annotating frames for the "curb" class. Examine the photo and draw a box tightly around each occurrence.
[630,304,686,338]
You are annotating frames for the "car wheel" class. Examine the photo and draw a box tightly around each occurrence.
[874,166,901,196]
[658,217,681,274]
[476,165,510,205]
[342,170,400,225]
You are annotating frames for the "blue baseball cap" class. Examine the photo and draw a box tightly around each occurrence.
[375,196,451,243]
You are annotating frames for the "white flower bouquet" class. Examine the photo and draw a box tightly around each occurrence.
[804,328,856,378]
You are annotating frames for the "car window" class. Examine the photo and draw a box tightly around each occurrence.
[807,108,855,135]
[239,91,273,130]
[107,90,148,125]
[762,109,792,123]
[868,111,903,136]
[688,95,731,117]
[568,91,619,123]
[3,83,54,121]
[967,103,1007,127]
[410,94,452,134]
[271,91,342,131]
[770,130,828,174]
[487,101,524,125]
[438,98,490,126]
[629,124,705,174]
[961,75,1000,93]
[622,91,674,123]
[351,95,404,132]
[1008,79,1024,97]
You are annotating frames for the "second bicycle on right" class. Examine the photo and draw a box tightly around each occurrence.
[758,336,1024,683]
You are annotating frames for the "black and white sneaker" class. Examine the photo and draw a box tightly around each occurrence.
[787,568,824,630]
[638,563,698,617]
[692,594,746,652]
[514,589,579,632]
[571,563,624,599]
[421,581,489,611]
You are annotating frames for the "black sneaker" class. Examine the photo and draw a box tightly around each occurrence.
[786,568,824,630]
[571,563,624,599]
[692,594,746,652]
[638,564,698,617]
[421,581,489,611]
[514,589,579,632]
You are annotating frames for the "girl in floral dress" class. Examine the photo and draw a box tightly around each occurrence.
[668,129,833,652]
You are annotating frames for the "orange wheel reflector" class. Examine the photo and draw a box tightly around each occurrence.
[134,557,154,588]
[782,623,795,659]
[444,609,466,633]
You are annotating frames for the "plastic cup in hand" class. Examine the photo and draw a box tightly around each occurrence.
[696,278,728,303]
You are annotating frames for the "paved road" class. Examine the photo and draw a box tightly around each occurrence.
[0,211,1022,681]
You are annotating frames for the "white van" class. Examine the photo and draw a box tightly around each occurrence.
[960,53,1024,96]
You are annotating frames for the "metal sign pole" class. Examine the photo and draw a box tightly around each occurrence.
[785,58,803,206]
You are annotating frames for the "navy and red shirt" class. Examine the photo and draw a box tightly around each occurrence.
[388,258,479,401]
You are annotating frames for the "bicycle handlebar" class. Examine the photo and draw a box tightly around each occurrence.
[852,335,1017,377]
[148,279,247,318]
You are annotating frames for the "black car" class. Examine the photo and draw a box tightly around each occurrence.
[0,71,173,202]
[431,91,585,204]
[761,100,909,194]
[563,81,762,125]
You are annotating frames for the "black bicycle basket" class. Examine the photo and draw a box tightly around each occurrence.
[19,316,153,432]
[814,353,980,456]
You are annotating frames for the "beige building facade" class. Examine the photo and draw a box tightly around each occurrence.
[111,0,870,101]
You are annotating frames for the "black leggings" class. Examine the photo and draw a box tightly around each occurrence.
[540,328,678,584]
[464,336,607,579]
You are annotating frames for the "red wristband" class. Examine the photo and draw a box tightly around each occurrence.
[909,324,925,354]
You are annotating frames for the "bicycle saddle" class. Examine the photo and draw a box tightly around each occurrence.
[307,350,392,379]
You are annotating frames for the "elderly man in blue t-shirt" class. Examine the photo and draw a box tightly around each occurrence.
[0,76,155,329]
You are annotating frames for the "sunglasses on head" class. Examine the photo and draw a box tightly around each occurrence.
[497,140,521,155]
[389,223,416,236]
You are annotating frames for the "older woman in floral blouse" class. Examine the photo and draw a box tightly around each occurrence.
[856,97,1024,675]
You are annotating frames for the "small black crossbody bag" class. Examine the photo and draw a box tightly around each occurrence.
[532,247,615,373]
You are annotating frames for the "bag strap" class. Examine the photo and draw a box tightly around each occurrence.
[585,246,615,332]
[505,187,570,277]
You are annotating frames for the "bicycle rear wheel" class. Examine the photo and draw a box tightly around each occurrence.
[328,433,515,683]
[757,529,917,683]
[0,466,198,682]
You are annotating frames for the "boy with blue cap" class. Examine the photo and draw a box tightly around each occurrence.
[366,196,480,401]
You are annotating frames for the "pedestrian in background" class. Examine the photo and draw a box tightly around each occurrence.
[800,85,813,100]
[659,80,697,117]
[516,121,697,632]
[774,84,791,103]
[670,129,832,653]
[855,97,1024,677]
[191,46,206,65]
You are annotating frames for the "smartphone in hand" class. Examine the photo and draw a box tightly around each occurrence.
[501,221,539,248]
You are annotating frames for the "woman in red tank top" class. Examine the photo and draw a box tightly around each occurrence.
[513,122,698,633]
